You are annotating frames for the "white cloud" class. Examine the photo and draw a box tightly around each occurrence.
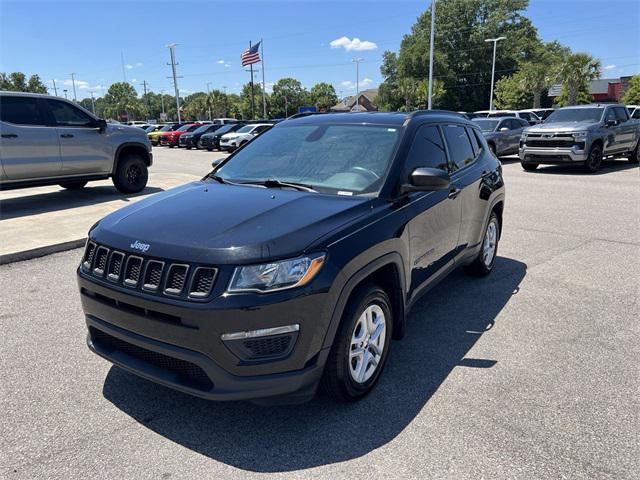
[340,78,373,90]
[131,78,137,83]
[135,62,143,67]
[61,78,104,91]
[603,64,616,70]
[125,64,134,70]
[224,63,231,68]
[329,36,377,52]
[217,60,225,64]
[264,82,275,93]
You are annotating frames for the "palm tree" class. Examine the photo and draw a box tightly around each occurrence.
[557,53,601,106]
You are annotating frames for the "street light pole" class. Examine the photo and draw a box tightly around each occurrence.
[427,0,436,110]
[160,89,166,119]
[51,79,58,96]
[484,36,506,111]
[89,91,96,114]
[63,89,68,99]
[352,58,364,111]
[167,43,182,123]
[206,82,212,121]
[70,73,78,101]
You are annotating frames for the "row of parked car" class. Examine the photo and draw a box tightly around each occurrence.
[469,103,640,172]
[139,119,276,152]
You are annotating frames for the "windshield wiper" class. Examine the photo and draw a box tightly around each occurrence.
[206,174,228,184]
[240,179,317,193]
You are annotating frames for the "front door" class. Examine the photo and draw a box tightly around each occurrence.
[404,124,462,302]
[0,95,61,180]
[44,98,112,175]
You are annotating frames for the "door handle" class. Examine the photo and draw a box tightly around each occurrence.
[60,133,74,138]
[1,133,18,138]
[448,187,461,199]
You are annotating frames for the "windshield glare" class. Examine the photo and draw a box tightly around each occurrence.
[545,108,603,124]
[236,125,255,133]
[472,119,500,132]
[215,124,401,195]
[194,124,214,134]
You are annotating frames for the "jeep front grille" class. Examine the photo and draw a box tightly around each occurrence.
[81,242,217,301]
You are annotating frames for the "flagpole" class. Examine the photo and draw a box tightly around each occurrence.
[249,40,255,120]
[261,39,267,118]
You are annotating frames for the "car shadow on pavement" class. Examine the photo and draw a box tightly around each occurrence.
[523,159,638,176]
[0,186,164,220]
[103,256,526,473]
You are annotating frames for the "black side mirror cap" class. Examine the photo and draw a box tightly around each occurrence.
[96,119,107,133]
[605,119,618,127]
[403,167,451,193]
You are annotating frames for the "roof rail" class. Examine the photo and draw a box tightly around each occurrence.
[408,109,466,119]
[286,111,329,120]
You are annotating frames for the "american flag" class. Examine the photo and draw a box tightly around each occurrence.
[241,41,261,67]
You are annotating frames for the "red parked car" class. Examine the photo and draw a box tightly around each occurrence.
[159,123,203,147]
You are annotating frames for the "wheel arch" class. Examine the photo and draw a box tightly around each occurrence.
[322,252,407,350]
[112,142,152,176]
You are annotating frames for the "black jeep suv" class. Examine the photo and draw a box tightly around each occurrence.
[78,111,505,403]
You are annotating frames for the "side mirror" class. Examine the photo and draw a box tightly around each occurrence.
[211,158,224,168]
[405,167,451,192]
[605,119,618,127]
[499,127,509,132]
[95,119,107,133]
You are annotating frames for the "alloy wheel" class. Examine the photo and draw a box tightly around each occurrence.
[482,220,498,267]
[349,304,387,384]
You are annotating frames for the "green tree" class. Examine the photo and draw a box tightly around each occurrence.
[0,72,47,93]
[238,83,267,119]
[101,82,144,121]
[494,71,533,109]
[554,84,592,107]
[557,52,601,106]
[183,91,209,120]
[270,78,308,117]
[385,0,540,111]
[309,82,339,111]
[622,75,640,104]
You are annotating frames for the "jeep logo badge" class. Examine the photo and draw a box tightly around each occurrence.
[130,240,150,252]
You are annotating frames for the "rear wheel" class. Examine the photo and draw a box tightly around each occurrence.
[465,212,500,277]
[521,162,539,171]
[59,180,88,190]
[628,141,640,164]
[112,154,148,193]
[583,145,602,173]
[321,284,393,401]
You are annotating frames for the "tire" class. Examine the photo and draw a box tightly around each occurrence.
[239,141,248,148]
[628,141,640,164]
[465,212,500,277]
[59,180,88,190]
[321,284,393,402]
[583,144,602,173]
[521,162,539,171]
[112,154,148,194]
[206,148,213,152]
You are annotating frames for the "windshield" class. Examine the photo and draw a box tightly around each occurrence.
[236,125,255,134]
[215,124,401,195]
[194,124,214,134]
[144,125,157,132]
[545,108,603,124]
[487,112,512,118]
[213,124,236,136]
[176,124,192,132]
[472,119,500,132]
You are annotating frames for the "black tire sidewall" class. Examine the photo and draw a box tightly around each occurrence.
[114,155,148,193]
[325,285,393,400]
[585,145,602,172]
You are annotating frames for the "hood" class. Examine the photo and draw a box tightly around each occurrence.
[526,121,600,133]
[107,124,148,140]
[222,133,241,140]
[91,181,371,264]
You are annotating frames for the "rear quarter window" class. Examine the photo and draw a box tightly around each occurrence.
[442,124,475,171]
[0,96,48,126]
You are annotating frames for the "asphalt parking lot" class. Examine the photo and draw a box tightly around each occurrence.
[1,155,639,479]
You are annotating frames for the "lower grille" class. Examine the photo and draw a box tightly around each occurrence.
[90,328,212,390]
[527,139,576,148]
[243,335,292,358]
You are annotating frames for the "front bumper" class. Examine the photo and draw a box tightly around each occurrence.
[519,146,587,163]
[78,269,333,402]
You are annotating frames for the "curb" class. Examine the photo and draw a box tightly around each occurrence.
[0,238,86,265]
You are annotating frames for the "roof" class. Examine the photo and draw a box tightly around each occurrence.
[333,88,379,110]
[283,110,469,126]
[548,77,620,97]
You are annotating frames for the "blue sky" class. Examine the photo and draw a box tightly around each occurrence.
[1,0,638,100]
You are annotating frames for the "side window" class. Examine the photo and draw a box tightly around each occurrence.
[442,124,475,171]
[633,109,640,119]
[46,99,94,127]
[0,96,48,126]
[509,119,522,130]
[604,108,616,122]
[402,125,448,181]
[519,112,531,121]
[614,107,628,122]
[467,127,481,156]
[518,119,529,128]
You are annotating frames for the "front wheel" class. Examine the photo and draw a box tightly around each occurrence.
[628,141,640,164]
[112,154,148,193]
[583,145,602,173]
[59,180,88,190]
[521,162,539,171]
[321,284,393,401]
[465,212,500,277]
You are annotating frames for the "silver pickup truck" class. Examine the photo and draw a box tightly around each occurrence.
[519,104,640,172]
[0,91,152,192]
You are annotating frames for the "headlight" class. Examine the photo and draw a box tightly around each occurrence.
[228,254,326,293]
[572,131,587,139]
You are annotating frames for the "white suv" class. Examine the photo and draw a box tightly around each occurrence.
[219,123,272,151]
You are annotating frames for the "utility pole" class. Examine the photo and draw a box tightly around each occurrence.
[51,79,58,96]
[63,89,68,99]
[485,36,506,111]
[206,82,212,121]
[260,39,267,118]
[160,89,166,120]
[351,58,364,111]
[121,51,127,82]
[70,73,78,101]
[167,43,182,123]
[89,91,96,114]
[427,0,436,109]
[142,80,151,116]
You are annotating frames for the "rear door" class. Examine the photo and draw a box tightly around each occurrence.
[404,124,461,301]
[0,95,61,180]
[44,98,112,175]
[613,106,635,151]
